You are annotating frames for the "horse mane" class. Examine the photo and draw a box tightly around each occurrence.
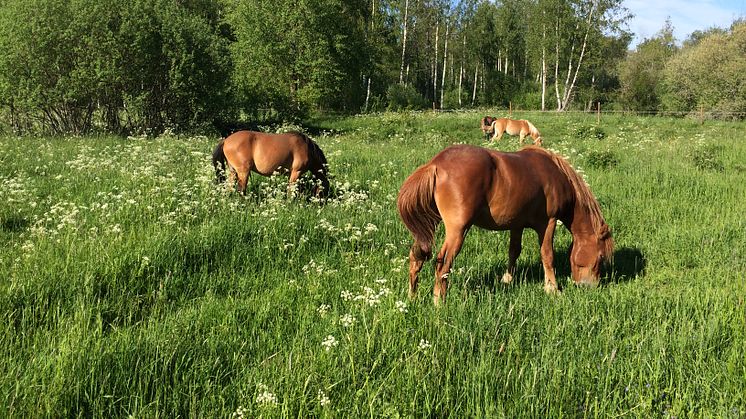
[525,120,541,138]
[526,146,613,260]
[294,132,328,172]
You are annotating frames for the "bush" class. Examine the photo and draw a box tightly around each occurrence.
[690,145,724,172]
[574,125,606,140]
[586,150,620,169]
[386,84,428,111]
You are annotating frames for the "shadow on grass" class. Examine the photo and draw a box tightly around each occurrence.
[1,216,29,233]
[461,246,646,293]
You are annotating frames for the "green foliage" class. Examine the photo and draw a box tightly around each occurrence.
[574,124,606,140]
[0,0,232,135]
[386,83,428,111]
[660,22,746,119]
[227,0,371,118]
[617,21,677,112]
[690,144,725,172]
[585,150,620,169]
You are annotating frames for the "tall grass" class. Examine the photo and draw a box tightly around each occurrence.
[1,112,744,417]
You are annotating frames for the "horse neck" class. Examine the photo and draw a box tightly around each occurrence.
[566,202,598,238]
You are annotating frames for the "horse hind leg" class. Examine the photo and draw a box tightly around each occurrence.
[433,223,467,305]
[408,241,432,298]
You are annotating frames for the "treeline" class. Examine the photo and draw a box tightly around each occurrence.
[0,0,743,136]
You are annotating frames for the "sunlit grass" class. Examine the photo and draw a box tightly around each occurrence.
[1,112,744,417]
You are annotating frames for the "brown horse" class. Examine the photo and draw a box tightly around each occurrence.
[212,130,329,197]
[397,145,613,304]
[480,116,497,140]
[490,118,542,145]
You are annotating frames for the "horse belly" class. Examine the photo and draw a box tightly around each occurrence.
[505,123,523,136]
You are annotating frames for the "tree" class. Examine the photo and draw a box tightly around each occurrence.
[660,21,746,119]
[618,20,677,112]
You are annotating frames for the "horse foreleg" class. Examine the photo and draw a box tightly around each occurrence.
[287,169,303,198]
[433,225,466,305]
[537,219,559,294]
[519,132,526,145]
[502,228,522,284]
[236,171,250,195]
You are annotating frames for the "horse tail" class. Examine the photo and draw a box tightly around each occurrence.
[212,138,227,183]
[397,164,440,259]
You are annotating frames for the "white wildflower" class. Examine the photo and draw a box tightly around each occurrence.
[321,335,338,352]
[317,304,331,317]
[395,300,408,313]
[255,384,278,406]
[318,390,330,407]
[340,290,354,301]
[339,313,356,328]
[231,405,248,418]
[418,339,432,350]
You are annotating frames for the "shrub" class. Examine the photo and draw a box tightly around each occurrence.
[386,84,428,111]
[574,125,606,140]
[586,150,619,169]
[690,145,724,172]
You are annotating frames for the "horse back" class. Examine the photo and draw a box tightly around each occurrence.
[223,131,308,176]
[430,145,573,230]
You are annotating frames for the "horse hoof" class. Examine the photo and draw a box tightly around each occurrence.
[543,284,561,295]
[500,273,513,284]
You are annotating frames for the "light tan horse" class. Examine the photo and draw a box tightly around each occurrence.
[398,145,613,305]
[490,118,542,145]
[212,130,329,197]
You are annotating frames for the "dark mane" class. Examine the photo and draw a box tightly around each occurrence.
[524,146,614,259]
[293,132,327,171]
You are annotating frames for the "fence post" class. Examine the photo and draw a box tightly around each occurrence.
[699,106,704,124]
[509,102,512,117]
[597,102,601,125]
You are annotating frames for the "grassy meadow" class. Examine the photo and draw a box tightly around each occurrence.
[1,111,745,417]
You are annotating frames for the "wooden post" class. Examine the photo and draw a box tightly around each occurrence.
[596,102,601,125]
[509,102,512,117]
[699,105,704,125]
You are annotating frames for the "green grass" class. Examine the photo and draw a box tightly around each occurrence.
[1,112,745,417]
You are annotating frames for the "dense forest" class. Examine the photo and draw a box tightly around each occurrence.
[0,0,744,135]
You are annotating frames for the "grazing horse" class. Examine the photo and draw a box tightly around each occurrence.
[397,145,613,305]
[480,116,498,140]
[490,118,542,145]
[212,130,329,197]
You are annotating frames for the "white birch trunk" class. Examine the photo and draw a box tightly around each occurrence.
[399,0,409,84]
[433,22,440,102]
[561,1,596,110]
[472,63,478,106]
[440,20,449,107]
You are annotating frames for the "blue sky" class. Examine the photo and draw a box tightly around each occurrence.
[623,0,746,45]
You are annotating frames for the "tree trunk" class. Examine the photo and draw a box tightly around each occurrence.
[399,0,409,84]
[541,22,547,111]
[433,21,439,101]
[561,1,596,110]
[440,20,449,107]
[472,63,478,106]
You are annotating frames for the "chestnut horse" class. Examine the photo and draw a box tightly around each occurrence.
[212,130,329,197]
[397,145,613,304]
[490,118,542,145]
[480,116,497,140]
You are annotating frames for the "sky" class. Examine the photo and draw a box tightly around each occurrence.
[623,0,746,46]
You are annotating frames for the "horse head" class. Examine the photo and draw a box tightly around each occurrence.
[570,223,614,287]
